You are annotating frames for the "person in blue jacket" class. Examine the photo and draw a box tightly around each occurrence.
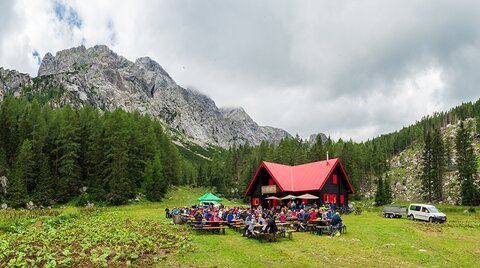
[329,212,342,237]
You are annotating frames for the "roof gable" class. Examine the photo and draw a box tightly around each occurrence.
[245,158,355,196]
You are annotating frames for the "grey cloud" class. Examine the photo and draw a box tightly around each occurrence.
[0,1,15,38]
[2,0,480,141]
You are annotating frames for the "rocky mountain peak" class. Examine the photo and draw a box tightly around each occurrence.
[38,45,130,76]
[2,45,292,148]
[308,133,328,144]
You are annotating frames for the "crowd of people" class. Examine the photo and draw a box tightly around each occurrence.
[165,200,344,238]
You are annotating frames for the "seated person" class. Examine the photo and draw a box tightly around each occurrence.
[205,211,213,221]
[292,210,297,217]
[227,212,234,224]
[322,210,328,221]
[298,210,310,231]
[329,212,343,237]
[257,215,266,225]
[308,209,317,223]
[286,210,292,218]
[165,207,171,219]
[243,214,253,235]
[279,211,285,222]
[261,219,269,233]
[264,217,278,241]
[194,211,203,222]
[316,209,322,218]
[246,218,257,237]
[211,213,221,221]
[171,207,179,215]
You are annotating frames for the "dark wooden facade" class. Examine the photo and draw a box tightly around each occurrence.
[245,159,354,208]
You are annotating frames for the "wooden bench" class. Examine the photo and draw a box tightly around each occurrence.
[232,223,245,233]
[252,231,275,243]
[252,230,293,242]
[316,225,346,235]
[284,229,294,240]
[193,225,227,234]
[307,223,317,234]
[315,225,330,235]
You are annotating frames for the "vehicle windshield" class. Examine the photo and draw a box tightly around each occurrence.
[428,207,440,213]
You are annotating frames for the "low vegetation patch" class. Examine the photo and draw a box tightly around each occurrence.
[0,208,191,267]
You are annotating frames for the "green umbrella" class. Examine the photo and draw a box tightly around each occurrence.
[197,192,223,202]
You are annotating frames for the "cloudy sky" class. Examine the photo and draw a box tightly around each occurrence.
[1,0,480,141]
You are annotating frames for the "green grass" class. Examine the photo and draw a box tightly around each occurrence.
[1,187,479,267]
[162,211,479,267]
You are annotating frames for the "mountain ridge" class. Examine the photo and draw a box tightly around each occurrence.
[0,45,293,148]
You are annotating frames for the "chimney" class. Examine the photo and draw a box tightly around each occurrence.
[326,151,329,165]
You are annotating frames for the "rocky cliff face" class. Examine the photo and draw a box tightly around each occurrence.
[362,119,479,205]
[0,68,32,100]
[0,45,291,147]
[308,133,328,144]
[220,107,291,145]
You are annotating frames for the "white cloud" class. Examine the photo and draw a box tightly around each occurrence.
[0,0,479,141]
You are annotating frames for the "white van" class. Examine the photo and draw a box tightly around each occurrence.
[408,204,446,223]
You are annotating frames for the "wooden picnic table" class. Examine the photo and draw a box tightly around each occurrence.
[312,219,331,224]
[190,220,228,234]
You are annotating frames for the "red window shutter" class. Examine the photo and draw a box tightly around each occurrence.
[324,194,328,203]
[340,195,344,205]
[268,178,274,185]
[333,174,338,185]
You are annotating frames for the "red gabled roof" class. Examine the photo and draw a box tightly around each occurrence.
[244,158,355,196]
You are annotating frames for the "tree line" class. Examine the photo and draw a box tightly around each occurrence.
[203,98,480,205]
[2,95,480,208]
[420,118,480,206]
[0,97,188,207]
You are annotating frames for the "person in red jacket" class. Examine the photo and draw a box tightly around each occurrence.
[308,209,317,223]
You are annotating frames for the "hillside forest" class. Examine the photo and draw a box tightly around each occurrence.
[1,96,480,208]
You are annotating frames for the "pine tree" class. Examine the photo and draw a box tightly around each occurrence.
[33,156,54,206]
[78,106,104,201]
[8,140,35,208]
[156,126,180,186]
[144,154,167,201]
[374,176,386,206]
[102,110,134,205]
[210,153,226,194]
[431,128,446,201]
[420,131,434,202]
[455,121,479,206]
[445,136,454,171]
[384,175,393,204]
[0,149,9,200]
[476,116,480,136]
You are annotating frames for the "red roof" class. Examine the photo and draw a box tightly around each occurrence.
[244,158,355,196]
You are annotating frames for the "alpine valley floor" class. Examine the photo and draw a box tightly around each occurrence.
[1,186,479,267]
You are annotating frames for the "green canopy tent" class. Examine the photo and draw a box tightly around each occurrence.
[197,192,222,202]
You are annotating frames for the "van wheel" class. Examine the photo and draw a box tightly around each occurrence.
[429,217,434,223]
[409,214,414,221]
[389,214,394,218]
